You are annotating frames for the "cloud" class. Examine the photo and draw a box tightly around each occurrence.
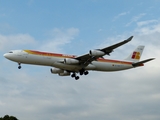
[137,20,158,27]
[0,34,36,52]
[133,21,160,51]
[113,12,130,21]
[1,23,160,120]
[0,27,79,53]
[1,67,160,120]
[126,13,146,26]
[39,28,79,52]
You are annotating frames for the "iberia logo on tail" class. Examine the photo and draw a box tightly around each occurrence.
[132,52,140,60]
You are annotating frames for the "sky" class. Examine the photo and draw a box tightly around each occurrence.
[0,0,160,120]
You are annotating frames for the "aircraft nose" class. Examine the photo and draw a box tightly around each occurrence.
[3,53,10,59]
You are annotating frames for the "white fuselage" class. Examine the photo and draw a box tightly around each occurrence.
[4,50,134,72]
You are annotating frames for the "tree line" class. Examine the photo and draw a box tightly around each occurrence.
[0,115,18,120]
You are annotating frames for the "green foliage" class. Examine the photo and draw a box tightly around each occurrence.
[0,115,18,120]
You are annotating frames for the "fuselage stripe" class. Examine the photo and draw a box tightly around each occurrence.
[24,50,133,65]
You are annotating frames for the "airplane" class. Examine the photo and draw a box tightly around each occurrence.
[3,36,154,80]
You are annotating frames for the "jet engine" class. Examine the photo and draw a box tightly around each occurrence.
[89,50,105,56]
[50,68,64,74]
[59,71,70,76]
[64,58,79,64]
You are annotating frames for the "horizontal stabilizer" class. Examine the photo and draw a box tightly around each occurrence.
[132,58,155,67]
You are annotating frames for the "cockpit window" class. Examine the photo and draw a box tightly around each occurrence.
[9,51,13,53]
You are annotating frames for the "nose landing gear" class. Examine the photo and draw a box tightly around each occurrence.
[18,63,21,69]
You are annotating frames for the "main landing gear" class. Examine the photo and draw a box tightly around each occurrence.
[71,73,79,80]
[18,63,21,69]
[71,69,89,80]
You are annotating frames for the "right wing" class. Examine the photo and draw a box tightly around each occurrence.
[75,36,133,66]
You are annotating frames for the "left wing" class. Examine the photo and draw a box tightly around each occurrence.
[75,36,133,66]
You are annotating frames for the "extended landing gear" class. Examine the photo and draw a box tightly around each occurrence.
[71,73,80,80]
[75,76,80,80]
[79,69,89,76]
[18,63,21,69]
[71,69,89,80]
[84,71,89,75]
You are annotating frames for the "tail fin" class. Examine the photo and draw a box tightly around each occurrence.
[125,46,145,62]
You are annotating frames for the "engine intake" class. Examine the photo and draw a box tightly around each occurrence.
[89,50,105,56]
[64,58,79,65]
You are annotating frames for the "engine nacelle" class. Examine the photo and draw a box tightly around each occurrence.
[59,71,70,76]
[64,58,79,65]
[89,50,105,56]
[50,68,64,74]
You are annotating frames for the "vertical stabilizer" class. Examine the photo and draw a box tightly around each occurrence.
[125,46,145,62]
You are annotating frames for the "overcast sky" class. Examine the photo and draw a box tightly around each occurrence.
[0,0,160,120]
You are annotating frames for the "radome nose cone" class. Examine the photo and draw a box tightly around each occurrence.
[3,53,9,59]
[3,53,7,58]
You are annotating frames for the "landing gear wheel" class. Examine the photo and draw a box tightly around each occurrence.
[79,69,85,75]
[18,66,21,69]
[18,63,21,69]
[75,76,79,80]
[80,71,83,75]
[84,71,89,75]
[71,73,76,78]
[71,72,80,80]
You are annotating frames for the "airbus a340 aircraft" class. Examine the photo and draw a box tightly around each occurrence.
[4,36,154,80]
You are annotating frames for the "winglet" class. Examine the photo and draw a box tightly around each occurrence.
[126,36,133,42]
[132,58,155,67]
[120,36,133,45]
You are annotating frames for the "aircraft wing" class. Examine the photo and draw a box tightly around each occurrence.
[75,36,133,66]
[100,36,133,55]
